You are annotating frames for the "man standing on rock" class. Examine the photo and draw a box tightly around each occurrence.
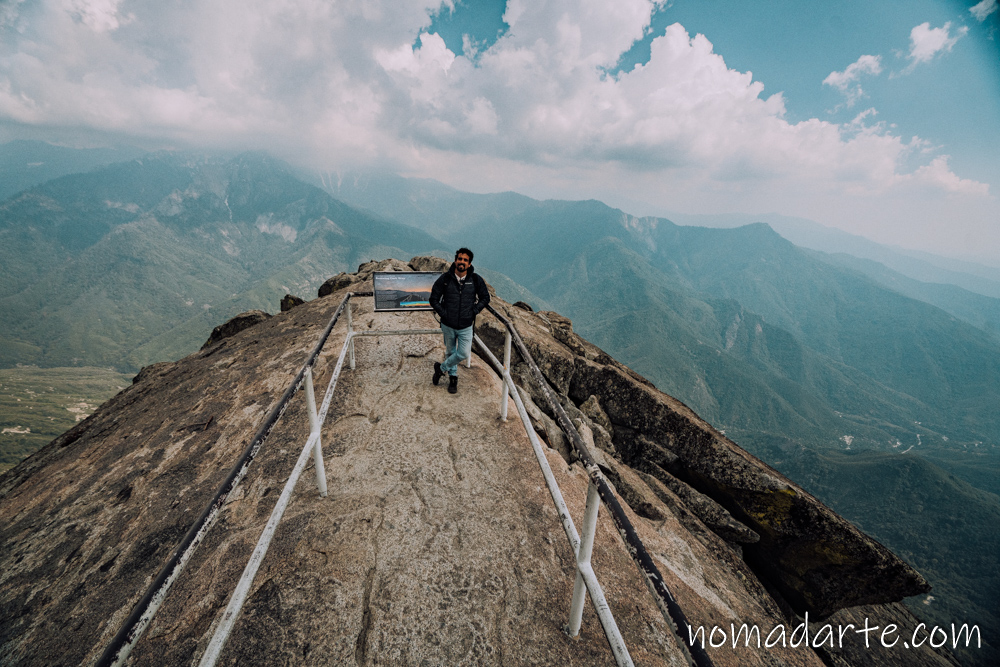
[430,248,490,394]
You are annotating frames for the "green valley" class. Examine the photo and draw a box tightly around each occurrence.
[0,366,132,473]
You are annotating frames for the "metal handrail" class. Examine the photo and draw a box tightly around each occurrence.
[196,293,454,665]
[473,332,633,666]
[482,304,715,667]
[198,294,637,666]
[96,289,711,667]
[96,293,354,667]
[198,343,353,665]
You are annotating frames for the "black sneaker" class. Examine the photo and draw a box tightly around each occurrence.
[433,362,443,385]
[448,375,458,394]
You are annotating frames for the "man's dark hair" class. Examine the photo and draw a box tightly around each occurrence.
[455,247,474,262]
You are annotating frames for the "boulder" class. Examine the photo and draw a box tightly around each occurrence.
[201,309,272,349]
[593,450,668,522]
[579,394,613,438]
[537,311,587,357]
[638,466,760,545]
[318,272,358,297]
[408,255,449,272]
[280,294,305,312]
[356,258,411,280]
[516,386,573,464]
[478,307,578,396]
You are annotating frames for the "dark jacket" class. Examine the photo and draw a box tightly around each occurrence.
[431,264,490,330]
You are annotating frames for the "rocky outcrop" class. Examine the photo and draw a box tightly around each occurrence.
[201,309,272,349]
[407,255,449,273]
[132,360,174,385]
[474,298,932,619]
[0,259,954,667]
[317,271,358,297]
[280,294,305,312]
[318,258,436,299]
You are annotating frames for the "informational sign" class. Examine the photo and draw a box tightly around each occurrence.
[373,271,439,312]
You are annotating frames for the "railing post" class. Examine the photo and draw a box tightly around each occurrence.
[346,299,356,370]
[500,330,511,421]
[567,481,601,636]
[304,367,328,498]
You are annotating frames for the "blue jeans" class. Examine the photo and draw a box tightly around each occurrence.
[441,324,473,377]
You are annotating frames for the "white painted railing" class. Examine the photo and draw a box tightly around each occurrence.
[196,294,452,666]
[197,294,637,666]
[96,293,356,667]
[474,330,634,666]
[101,289,706,667]
[480,304,714,667]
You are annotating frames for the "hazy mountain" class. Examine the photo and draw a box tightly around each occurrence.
[814,251,1000,338]
[321,173,1000,663]
[0,152,445,372]
[2,157,995,664]
[752,441,999,667]
[0,140,148,201]
[315,170,536,238]
[326,172,1000,298]
[323,171,1000,470]
[664,210,1000,299]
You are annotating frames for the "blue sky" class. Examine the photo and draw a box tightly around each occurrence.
[636,1,1000,186]
[1,0,998,262]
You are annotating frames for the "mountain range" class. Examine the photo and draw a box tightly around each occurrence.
[326,172,1000,462]
[324,168,1000,665]
[1,143,997,664]
[0,152,443,371]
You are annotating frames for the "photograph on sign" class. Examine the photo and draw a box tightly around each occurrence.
[373,272,438,311]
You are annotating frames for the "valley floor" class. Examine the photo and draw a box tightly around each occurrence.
[0,366,132,472]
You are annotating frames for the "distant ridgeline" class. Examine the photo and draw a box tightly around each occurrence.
[0,151,443,373]
[326,173,1000,667]
[0,146,996,664]
[0,259,969,666]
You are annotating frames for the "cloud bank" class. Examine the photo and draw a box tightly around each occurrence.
[0,0,994,258]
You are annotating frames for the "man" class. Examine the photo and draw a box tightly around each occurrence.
[430,248,490,394]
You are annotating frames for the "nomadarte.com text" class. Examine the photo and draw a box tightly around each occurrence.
[687,613,981,651]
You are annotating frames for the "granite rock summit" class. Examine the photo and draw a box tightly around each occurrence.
[0,258,954,666]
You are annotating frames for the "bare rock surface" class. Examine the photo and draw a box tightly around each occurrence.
[0,260,956,667]
[476,303,930,618]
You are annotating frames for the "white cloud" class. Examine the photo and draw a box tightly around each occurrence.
[1,0,28,29]
[823,55,882,107]
[906,22,968,67]
[0,0,994,258]
[378,32,456,75]
[970,0,998,22]
[65,0,132,32]
[910,156,990,196]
